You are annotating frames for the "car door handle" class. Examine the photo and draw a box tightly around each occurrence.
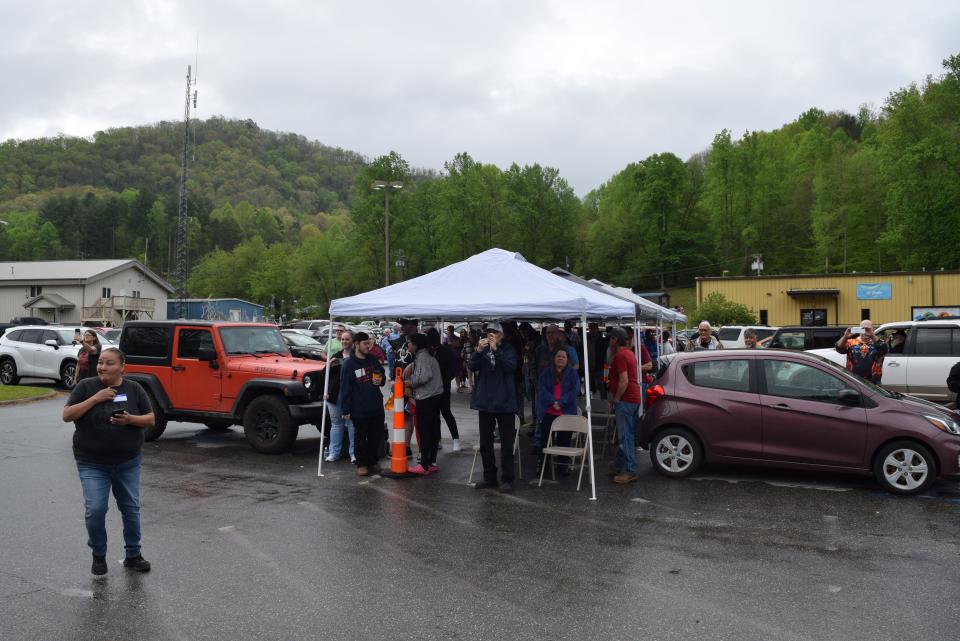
[172,365,185,372]
[886,361,900,367]
[767,403,792,411]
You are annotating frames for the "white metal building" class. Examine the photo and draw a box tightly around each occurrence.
[0,260,174,326]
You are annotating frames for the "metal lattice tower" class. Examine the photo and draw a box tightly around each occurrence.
[174,65,196,318]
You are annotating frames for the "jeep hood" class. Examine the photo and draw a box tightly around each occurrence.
[228,355,325,375]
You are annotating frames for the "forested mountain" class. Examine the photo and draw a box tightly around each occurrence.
[0,54,957,319]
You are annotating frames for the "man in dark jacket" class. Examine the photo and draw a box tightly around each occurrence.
[339,332,386,476]
[469,322,519,492]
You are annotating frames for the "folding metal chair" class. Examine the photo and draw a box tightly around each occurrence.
[537,415,591,491]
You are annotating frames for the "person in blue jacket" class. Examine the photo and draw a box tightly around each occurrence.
[536,348,581,473]
[469,322,519,492]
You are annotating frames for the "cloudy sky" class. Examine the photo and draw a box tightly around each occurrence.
[3,1,958,194]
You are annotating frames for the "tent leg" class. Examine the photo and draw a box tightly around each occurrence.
[581,314,597,501]
[317,316,335,477]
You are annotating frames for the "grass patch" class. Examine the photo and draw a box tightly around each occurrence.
[0,385,53,402]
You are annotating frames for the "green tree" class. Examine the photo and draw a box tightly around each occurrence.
[690,292,757,326]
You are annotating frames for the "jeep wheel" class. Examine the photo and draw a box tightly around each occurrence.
[243,395,298,454]
[204,419,234,432]
[60,361,77,390]
[143,392,168,441]
[0,359,20,385]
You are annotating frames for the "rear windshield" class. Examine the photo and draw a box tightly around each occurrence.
[718,328,741,341]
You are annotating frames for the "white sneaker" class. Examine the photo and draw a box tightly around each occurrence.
[350,456,357,464]
[324,455,336,462]
[452,439,462,453]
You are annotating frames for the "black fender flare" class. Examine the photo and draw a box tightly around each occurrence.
[123,373,172,411]
[231,379,307,417]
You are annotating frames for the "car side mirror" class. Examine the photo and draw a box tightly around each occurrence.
[198,347,218,369]
[44,339,59,349]
[837,389,861,405]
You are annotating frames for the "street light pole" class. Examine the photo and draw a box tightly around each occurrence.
[371,180,403,286]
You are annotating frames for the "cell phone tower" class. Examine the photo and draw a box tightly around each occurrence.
[173,64,197,319]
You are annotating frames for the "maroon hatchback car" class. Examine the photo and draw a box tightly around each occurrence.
[639,350,960,494]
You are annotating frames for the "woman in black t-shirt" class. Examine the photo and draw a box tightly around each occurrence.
[62,347,155,576]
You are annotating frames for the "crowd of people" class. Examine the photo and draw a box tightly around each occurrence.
[320,318,678,490]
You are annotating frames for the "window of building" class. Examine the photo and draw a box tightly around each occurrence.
[861,308,871,321]
[102,287,112,299]
[29,285,43,297]
[800,309,827,326]
[759,309,768,325]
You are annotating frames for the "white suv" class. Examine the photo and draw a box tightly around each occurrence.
[717,325,779,348]
[0,326,95,389]
[809,320,960,403]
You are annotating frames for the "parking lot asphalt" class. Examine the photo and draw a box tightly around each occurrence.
[1,381,959,641]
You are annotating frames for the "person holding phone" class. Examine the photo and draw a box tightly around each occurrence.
[73,329,103,386]
[469,322,519,492]
[62,347,155,576]
[836,319,888,383]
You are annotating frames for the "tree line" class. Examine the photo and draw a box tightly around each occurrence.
[0,54,957,320]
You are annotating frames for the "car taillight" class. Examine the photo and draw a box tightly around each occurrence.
[646,384,665,408]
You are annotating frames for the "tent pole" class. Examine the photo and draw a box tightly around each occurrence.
[581,314,597,501]
[317,316,335,477]
[635,318,644,415]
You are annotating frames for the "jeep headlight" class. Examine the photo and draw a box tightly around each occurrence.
[302,374,313,390]
[923,414,960,435]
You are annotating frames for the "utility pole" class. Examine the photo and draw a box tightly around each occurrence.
[174,65,197,319]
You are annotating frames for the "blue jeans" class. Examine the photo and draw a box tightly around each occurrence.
[326,401,355,460]
[76,454,143,558]
[613,401,640,474]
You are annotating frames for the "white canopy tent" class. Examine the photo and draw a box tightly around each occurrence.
[320,248,637,500]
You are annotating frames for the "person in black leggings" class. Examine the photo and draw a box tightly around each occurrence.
[426,328,461,452]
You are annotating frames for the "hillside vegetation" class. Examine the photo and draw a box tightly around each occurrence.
[0,54,957,318]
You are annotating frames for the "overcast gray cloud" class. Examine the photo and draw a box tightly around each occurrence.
[2,0,958,193]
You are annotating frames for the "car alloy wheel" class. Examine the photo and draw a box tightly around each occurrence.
[60,362,77,389]
[881,448,930,492]
[650,427,702,478]
[0,360,19,385]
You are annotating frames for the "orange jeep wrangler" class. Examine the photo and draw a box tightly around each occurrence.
[119,320,327,454]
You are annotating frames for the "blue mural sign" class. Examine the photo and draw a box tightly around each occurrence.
[856,283,892,300]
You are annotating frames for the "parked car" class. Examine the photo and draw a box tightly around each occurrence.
[280,329,327,360]
[639,350,960,494]
[289,320,330,333]
[718,325,779,348]
[119,321,328,453]
[807,320,960,403]
[9,316,48,326]
[0,325,108,388]
[767,325,849,351]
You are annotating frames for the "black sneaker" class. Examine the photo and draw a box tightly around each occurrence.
[474,480,497,490]
[91,554,107,576]
[123,555,151,572]
[499,482,514,493]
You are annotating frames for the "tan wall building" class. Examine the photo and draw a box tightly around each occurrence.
[696,271,960,327]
